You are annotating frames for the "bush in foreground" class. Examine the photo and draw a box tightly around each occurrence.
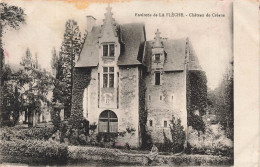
[0,126,56,141]
[187,125,233,156]
[156,115,186,153]
[0,139,68,160]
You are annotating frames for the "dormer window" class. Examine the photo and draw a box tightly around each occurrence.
[103,43,115,57]
[155,54,160,62]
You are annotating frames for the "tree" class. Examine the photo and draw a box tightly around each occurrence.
[208,63,233,140]
[58,20,82,119]
[0,2,26,126]
[51,47,66,128]
[162,115,186,153]
[17,48,53,126]
[187,71,207,134]
[169,115,186,153]
[1,65,22,126]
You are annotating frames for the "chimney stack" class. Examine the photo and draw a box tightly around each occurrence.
[86,16,96,32]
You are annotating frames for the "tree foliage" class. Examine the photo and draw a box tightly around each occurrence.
[2,66,22,126]
[161,115,186,153]
[169,115,186,153]
[1,48,53,126]
[0,2,26,126]
[56,20,82,119]
[187,71,207,133]
[207,64,233,140]
[0,2,26,29]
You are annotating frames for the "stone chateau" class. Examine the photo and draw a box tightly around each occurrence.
[71,6,203,148]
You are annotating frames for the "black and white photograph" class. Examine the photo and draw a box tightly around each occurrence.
[1,0,257,166]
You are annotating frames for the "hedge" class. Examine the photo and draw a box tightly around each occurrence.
[69,146,121,159]
[0,126,56,141]
[68,146,233,166]
[0,139,68,160]
[0,140,233,166]
[155,154,233,166]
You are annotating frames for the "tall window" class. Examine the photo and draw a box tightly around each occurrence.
[155,54,160,62]
[103,67,114,88]
[155,72,161,85]
[103,44,115,57]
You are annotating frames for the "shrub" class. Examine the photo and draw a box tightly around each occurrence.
[187,125,233,156]
[59,119,89,145]
[0,139,68,160]
[158,115,186,153]
[141,129,153,150]
[68,146,121,160]
[161,154,233,166]
[0,126,56,141]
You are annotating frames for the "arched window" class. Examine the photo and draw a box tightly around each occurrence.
[99,110,118,133]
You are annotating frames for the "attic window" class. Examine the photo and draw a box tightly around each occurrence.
[155,54,160,62]
[103,44,115,57]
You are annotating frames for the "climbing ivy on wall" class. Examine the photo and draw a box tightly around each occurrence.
[186,70,207,133]
[138,68,152,149]
[69,68,91,128]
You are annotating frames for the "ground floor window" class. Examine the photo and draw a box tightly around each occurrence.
[99,110,118,133]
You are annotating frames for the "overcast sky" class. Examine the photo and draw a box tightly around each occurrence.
[3,0,232,89]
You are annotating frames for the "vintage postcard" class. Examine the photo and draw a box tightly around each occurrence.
[0,0,258,166]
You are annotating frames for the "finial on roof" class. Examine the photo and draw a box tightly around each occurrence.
[101,4,117,37]
[154,29,163,48]
[103,4,115,25]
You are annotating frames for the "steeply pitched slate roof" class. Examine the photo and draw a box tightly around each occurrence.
[163,39,186,71]
[144,38,202,72]
[75,23,146,67]
[117,23,145,66]
[144,39,186,72]
[188,42,202,70]
[75,26,100,67]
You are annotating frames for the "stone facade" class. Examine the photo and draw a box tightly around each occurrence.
[71,6,204,148]
[146,71,187,143]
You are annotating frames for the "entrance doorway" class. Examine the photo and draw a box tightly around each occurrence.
[98,110,118,133]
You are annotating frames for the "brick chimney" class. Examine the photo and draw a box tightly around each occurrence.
[86,16,96,32]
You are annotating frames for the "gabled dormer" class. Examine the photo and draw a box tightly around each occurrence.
[98,5,120,109]
[99,5,120,63]
[151,29,165,70]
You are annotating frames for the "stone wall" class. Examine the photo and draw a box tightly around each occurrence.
[118,67,140,147]
[145,71,187,143]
